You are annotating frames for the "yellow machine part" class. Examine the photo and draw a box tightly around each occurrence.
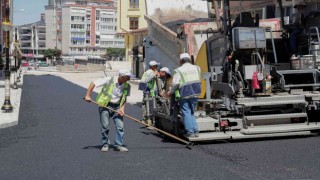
[195,41,209,99]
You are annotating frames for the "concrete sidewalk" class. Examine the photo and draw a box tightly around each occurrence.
[0,71,23,128]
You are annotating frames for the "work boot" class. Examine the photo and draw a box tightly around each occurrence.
[183,133,195,138]
[146,119,155,130]
[115,146,128,152]
[101,145,109,152]
[195,132,199,137]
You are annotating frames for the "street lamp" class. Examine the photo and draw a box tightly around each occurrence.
[1,4,13,112]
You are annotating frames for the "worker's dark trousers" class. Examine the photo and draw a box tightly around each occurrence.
[290,28,302,54]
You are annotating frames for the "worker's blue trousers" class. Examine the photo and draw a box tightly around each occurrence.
[99,103,124,146]
[179,98,199,135]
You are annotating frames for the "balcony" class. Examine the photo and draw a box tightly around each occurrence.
[21,45,32,48]
[38,42,46,47]
[20,39,31,43]
[70,29,86,32]
[38,46,46,50]
[70,44,86,48]
[20,31,32,35]
[71,37,86,41]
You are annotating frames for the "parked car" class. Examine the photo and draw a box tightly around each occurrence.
[21,62,29,67]
[39,62,49,67]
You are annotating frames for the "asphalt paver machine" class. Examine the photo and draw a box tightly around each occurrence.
[149,0,320,142]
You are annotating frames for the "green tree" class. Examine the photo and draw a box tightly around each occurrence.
[105,48,125,60]
[44,49,53,59]
[44,48,62,65]
[53,48,62,60]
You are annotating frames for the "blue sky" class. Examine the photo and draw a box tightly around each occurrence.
[13,0,47,25]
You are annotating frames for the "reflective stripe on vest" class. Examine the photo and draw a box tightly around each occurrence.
[119,83,130,107]
[96,77,114,107]
[96,77,130,107]
[175,65,201,99]
[139,69,157,97]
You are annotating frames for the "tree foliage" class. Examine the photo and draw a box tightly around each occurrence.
[104,48,125,60]
[44,48,62,60]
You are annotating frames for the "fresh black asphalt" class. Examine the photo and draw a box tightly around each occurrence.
[0,75,320,179]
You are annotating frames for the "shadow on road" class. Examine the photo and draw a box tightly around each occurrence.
[82,145,101,150]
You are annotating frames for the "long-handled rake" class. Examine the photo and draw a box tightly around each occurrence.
[83,98,193,149]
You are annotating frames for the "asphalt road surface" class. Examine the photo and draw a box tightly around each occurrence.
[0,75,320,180]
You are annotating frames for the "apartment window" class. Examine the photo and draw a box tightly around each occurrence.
[129,0,139,9]
[115,41,124,46]
[96,23,100,30]
[71,16,85,22]
[101,18,113,23]
[86,15,91,21]
[71,32,85,37]
[101,41,113,46]
[76,1,87,5]
[71,24,85,30]
[71,40,84,45]
[96,10,100,16]
[100,25,114,30]
[129,17,139,30]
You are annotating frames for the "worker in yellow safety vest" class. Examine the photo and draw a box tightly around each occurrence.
[138,60,159,126]
[157,67,172,97]
[85,69,133,152]
[167,53,201,138]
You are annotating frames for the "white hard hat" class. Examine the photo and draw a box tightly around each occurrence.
[119,69,134,78]
[180,53,190,60]
[149,60,160,66]
[160,67,171,75]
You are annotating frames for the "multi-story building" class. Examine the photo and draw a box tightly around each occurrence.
[45,0,124,57]
[117,0,148,62]
[17,14,46,61]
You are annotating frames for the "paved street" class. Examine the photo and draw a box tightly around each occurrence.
[0,71,320,179]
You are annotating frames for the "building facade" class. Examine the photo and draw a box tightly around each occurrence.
[17,14,46,61]
[117,0,148,62]
[45,0,124,57]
